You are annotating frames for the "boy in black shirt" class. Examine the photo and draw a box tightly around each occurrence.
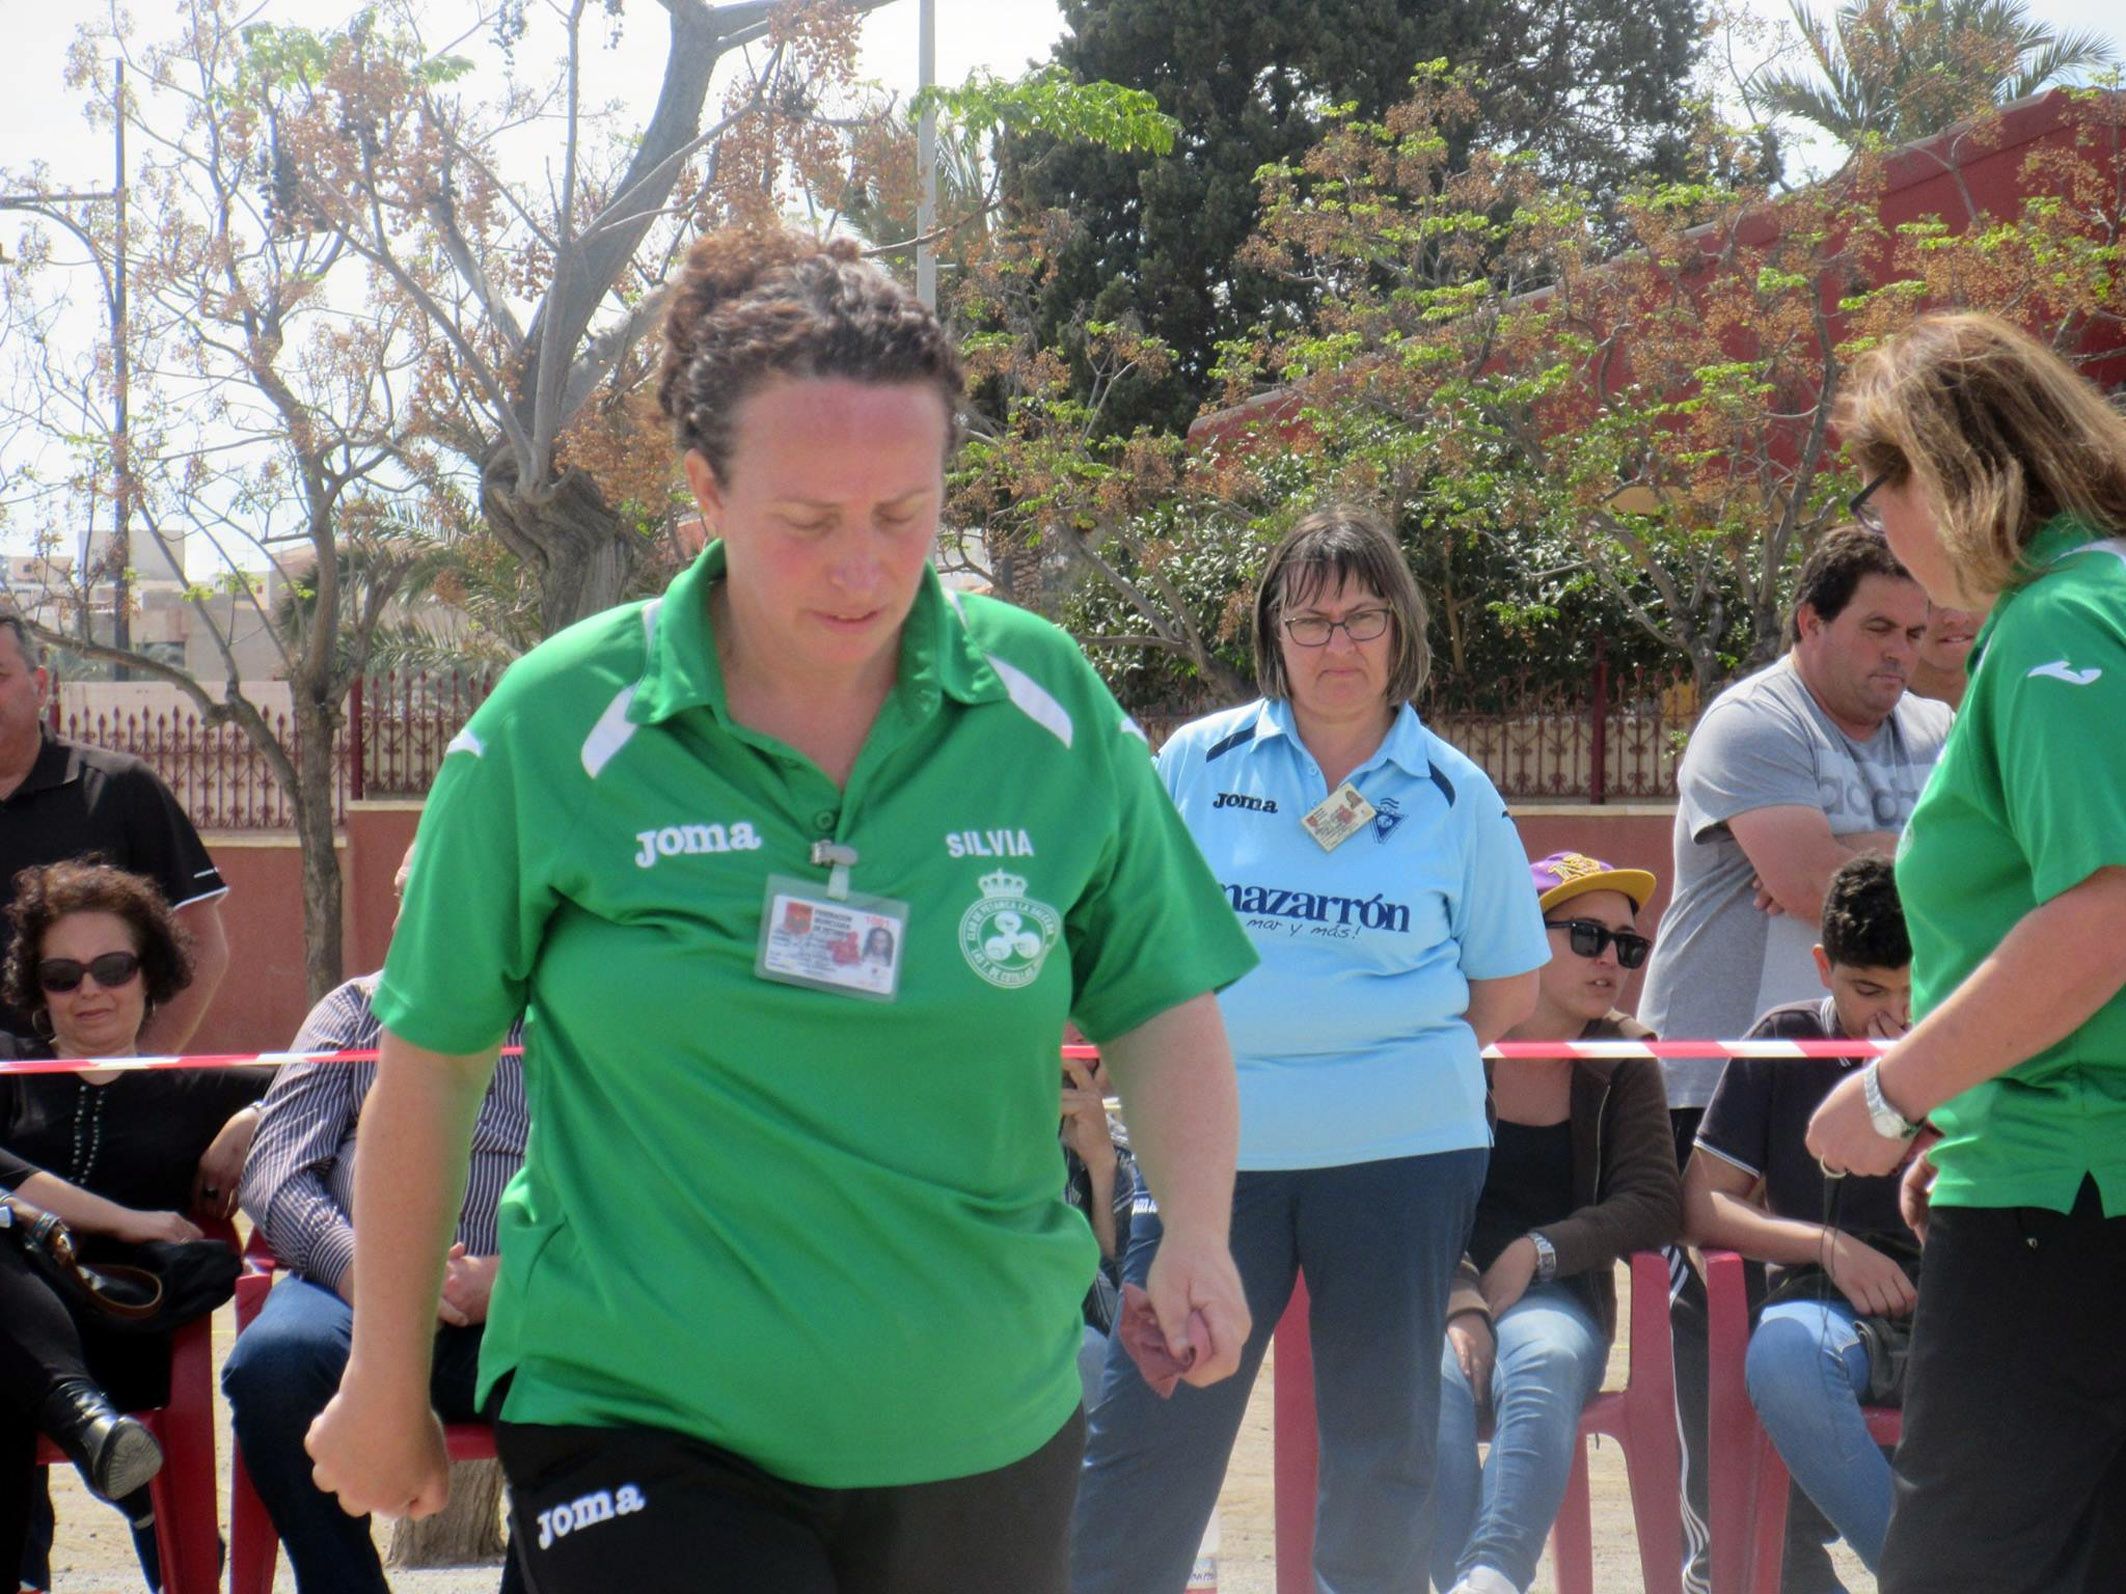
[1684,855,1918,1590]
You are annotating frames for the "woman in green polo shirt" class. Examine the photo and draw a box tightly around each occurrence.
[300,225,1260,1594]
[1805,311,2126,1593]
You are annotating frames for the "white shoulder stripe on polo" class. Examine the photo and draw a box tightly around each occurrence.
[941,585,1076,747]
[2072,536,2126,570]
[986,653,1075,748]
[446,728,485,758]
[580,599,663,780]
[943,590,1071,752]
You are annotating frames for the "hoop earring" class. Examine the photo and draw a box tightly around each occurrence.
[29,1008,55,1041]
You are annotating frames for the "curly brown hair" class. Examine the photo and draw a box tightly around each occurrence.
[3,859,194,1026]
[656,225,965,484]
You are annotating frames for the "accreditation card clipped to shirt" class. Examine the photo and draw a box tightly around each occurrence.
[756,874,910,1002]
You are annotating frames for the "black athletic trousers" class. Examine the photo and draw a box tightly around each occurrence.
[1881,1175,2126,1593]
[497,1407,1085,1594]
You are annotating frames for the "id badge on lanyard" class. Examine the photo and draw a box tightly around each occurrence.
[754,843,910,1002]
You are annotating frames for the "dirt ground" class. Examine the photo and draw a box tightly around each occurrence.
[41,1268,1874,1592]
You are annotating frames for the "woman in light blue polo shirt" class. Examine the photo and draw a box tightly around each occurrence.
[1072,506,1549,1594]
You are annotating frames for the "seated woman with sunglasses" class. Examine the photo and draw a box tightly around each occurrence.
[0,860,268,1580]
[1432,852,1682,1594]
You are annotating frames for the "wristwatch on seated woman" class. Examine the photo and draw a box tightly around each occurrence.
[1526,1231,1558,1283]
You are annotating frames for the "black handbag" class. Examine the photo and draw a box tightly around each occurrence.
[0,1195,237,1333]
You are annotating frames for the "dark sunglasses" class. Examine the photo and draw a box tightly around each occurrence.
[37,952,143,994]
[1849,469,1893,534]
[1543,919,1652,969]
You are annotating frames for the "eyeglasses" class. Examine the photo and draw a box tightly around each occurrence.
[1282,607,1392,647]
[36,952,143,994]
[1849,469,1893,535]
[1543,919,1653,970]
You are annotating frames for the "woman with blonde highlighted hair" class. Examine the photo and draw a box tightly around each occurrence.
[1805,311,2126,1593]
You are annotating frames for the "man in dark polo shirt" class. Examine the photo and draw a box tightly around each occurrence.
[0,616,230,1047]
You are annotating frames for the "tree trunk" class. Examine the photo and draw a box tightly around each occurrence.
[387,1459,508,1568]
[481,447,644,637]
[290,685,345,1003]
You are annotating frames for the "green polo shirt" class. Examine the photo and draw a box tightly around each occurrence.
[1898,517,2126,1216]
[373,545,1256,1486]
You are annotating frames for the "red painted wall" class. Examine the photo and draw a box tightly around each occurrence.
[185,801,1680,1053]
[187,803,421,1056]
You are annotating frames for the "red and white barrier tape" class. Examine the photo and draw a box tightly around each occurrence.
[2,1036,1888,1077]
[0,1045,525,1078]
[1071,1039,1892,1062]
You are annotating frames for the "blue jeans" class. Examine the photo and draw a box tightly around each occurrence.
[221,1276,523,1594]
[1745,1298,1890,1578]
[1079,1325,1110,1411]
[1431,1284,1607,1593]
[1437,1283,1598,1594]
[1071,1148,1486,1594]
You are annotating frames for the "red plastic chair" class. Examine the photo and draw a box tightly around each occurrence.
[1273,1251,1682,1594]
[1703,1249,1902,1594]
[29,1218,236,1594]
[228,1235,500,1594]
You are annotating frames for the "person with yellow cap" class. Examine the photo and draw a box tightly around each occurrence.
[1431,852,1681,1594]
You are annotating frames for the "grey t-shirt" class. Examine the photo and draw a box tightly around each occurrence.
[1639,656,1952,1107]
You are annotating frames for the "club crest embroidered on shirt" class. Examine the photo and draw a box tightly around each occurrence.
[1371,797,1404,842]
[959,870,1062,989]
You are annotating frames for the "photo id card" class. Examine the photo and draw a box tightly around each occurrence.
[1301,781,1377,852]
[755,875,909,1002]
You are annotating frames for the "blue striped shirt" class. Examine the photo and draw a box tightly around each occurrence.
[238,975,527,1290]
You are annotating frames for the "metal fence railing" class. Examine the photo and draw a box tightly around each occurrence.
[1139,659,1693,804]
[56,659,1686,828]
[53,669,498,831]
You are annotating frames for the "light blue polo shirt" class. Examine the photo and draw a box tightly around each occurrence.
[1159,697,1549,1171]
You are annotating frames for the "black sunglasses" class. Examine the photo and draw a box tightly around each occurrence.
[1849,469,1893,534]
[37,952,143,994]
[1543,919,1652,970]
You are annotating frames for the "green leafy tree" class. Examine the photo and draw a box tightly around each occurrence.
[1009,71,2125,714]
[1,1,452,997]
[246,0,895,639]
[998,0,1707,436]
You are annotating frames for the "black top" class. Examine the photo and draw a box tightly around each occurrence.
[1471,1118,1577,1273]
[1695,996,1916,1263]
[0,1058,270,1212]
[0,730,226,1034]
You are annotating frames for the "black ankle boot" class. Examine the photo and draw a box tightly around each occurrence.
[37,1378,163,1502]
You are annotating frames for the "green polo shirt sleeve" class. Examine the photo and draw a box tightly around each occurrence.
[373,652,581,1054]
[1901,524,2126,1215]
[1062,695,1258,1045]
[1993,586,2126,903]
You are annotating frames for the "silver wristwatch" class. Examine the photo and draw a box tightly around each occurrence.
[1862,1059,1922,1141]
[1527,1230,1558,1283]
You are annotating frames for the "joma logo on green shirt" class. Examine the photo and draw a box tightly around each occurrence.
[633,821,764,868]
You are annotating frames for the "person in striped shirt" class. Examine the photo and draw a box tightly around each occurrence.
[223,847,527,1594]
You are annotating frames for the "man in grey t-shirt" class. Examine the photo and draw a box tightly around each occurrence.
[1641,529,1952,1110]
[1638,529,1949,1594]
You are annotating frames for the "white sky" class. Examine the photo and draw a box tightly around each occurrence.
[3,0,2122,563]
[3,0,2117,168]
